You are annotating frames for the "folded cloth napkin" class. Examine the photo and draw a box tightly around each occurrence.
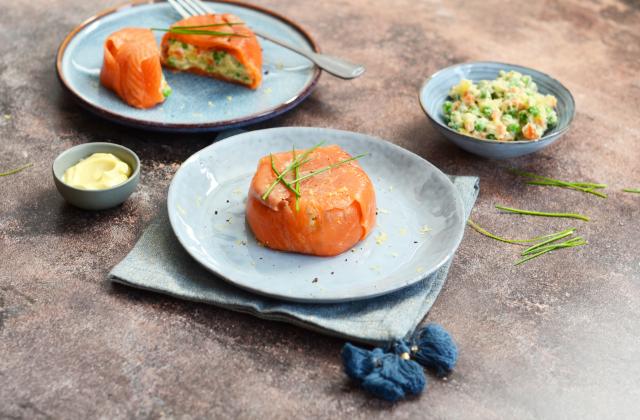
[109,174,478,345]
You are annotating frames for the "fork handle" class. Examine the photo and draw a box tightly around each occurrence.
[255,30,365,80]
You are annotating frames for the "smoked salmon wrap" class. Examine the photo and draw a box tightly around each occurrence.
[246,145,377,257]
[160,14,262,89]
[100,28,171,109]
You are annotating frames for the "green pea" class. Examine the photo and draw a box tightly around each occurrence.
[481,106,493,118]
[518,111,529,124]
[507,123,520,134]
[474,121,486,132]
[487,134,496,140]
[528,106,540,117]
[443,101,453,115]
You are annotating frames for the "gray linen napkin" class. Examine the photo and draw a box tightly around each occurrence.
[109,175,478,345]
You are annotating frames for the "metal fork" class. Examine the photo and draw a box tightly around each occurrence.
[167,0,365,79]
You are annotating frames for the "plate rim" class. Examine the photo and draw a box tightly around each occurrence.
[55,0,322,132]
[167,127,467,303]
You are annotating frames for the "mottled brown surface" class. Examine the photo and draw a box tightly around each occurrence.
[1,0,639,418]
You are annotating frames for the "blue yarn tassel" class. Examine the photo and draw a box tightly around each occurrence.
[341,323,458,401]
[411,324,458,377]
[341,343,425,402]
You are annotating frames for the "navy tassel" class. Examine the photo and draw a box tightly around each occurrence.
[341,323,458,401]
[411,323,458,377]
[341,344,425,402]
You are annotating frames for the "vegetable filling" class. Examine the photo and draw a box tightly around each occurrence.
[165,39,250,83]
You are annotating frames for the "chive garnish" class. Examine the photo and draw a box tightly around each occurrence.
[467,219,574,245]
[171,22,244,29]
[515,237,587,265]
[261,141,324,201]
[269,154,300,197]
[0,163,32,177]
[467,220,586,265]
[292,147,301,212]
[261,144,367,211]
[150,26,247,37]
[509,168,607,198]
[622,188,640,194]
[495,205,590,222]
[521,229,576,255]
[288,154,368,185]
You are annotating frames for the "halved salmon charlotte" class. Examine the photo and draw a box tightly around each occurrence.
[160,14,262,89]
[100,28,170,109]
[246,145,377,257]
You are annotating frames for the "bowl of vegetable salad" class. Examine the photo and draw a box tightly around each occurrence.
[419,62,575,159]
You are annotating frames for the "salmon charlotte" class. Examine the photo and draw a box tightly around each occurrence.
[100,28,171,109]
[160,14,262,89]
[246,145,377,257]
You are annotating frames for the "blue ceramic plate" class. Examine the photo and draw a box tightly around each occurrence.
[167,127,466,303]
[419,61,575,159]
[56,1,321,132]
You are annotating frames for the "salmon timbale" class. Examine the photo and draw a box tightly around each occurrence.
[100,28,171,109]
[246,145,377,257]
[160,14,262,89]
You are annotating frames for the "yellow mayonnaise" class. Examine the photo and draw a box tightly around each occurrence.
[63,153,131,190]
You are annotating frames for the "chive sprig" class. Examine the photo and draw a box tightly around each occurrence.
[0,163,32,177]
[495,205,590,222]
[509,168,607,198]
[467,220,586,265]
[151,22,247,37]
[261,143,367,211]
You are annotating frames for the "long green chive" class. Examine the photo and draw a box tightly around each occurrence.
[515,237,587,265]
[270,154,300,197]
[525,180,607,198]
[521,229,576,255]
[292,147,301,211]
[467,219,574,245]
[0,163,32,177]
[171,22,244,29]
[622,188,640,194]
[150,28,247,37]
[509,168,607,198]
[261,142,324,201]
[495,205,590,222]
[522,236,586,256]
[289,153,367,185]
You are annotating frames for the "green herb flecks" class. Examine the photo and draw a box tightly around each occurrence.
[509,168,607,198]
[495,205,590,222]
[0,163,32,177]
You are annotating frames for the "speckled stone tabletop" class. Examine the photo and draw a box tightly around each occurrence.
[1,0,639,418]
